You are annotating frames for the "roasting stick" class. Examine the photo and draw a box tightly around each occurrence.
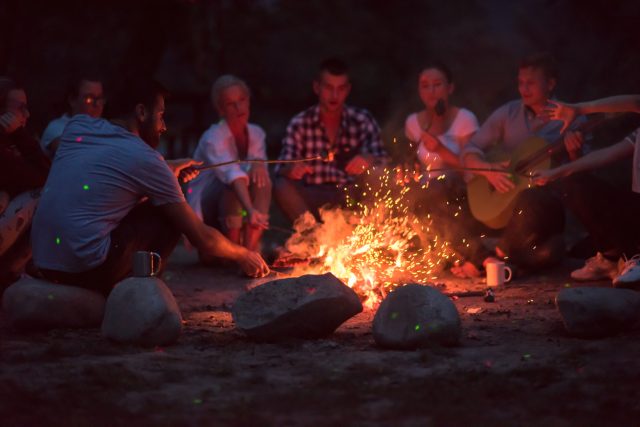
[194,155,323,171]
[421,166,517,175]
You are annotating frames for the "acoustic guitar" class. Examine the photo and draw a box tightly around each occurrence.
[467,116,607,229]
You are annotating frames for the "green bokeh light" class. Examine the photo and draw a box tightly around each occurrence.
[83,184,90,190]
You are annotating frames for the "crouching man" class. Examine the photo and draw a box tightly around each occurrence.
[32,80,269,295]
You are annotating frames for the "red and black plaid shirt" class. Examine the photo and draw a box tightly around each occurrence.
[277,104,387,185]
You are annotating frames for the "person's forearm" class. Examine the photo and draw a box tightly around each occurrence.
[555,140,634,177]
[198,225,246,261]
[433,144,461,167]
[462,153,490,170]
[162,202,249,262]
[575,95,640,115]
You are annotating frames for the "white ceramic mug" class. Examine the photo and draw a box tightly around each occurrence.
[132,251,162,277]
[486,260,512,287]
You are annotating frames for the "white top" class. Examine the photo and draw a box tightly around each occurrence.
[32,115,185,272]
[40,114,71,158]
[187,120,267,219]
[404,108,479,179]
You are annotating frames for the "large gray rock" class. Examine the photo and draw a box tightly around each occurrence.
[232,273,362,341]
[556,287,640,338]
[2,277,105,330]
[373,284,461,349]
[102,277,182,346]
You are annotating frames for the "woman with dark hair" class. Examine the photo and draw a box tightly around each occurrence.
[404,63,489,278]
[0,77,50,286]
[405,62,479,178]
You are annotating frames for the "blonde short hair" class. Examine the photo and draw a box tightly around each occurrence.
[210,74,250,110]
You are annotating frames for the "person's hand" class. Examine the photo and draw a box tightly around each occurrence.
[250,164,271,188]
[420,131,440,152]
[542,100,578,133]
[485,160,515,193]
[345,154,372,175]
[248,208,269,230]
[563,130,584,160]
[167,158,203,183]
[0,112,22,134]
[532,167,565,186]
[237,249,270,278]
[284,163,313,180]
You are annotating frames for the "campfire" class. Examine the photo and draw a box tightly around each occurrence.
[275,167,459,309]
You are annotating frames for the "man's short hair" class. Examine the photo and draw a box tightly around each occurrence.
[66,72,104,100]
[519,52,558,81]
[317,57,349,80]
[210,74,250,110]
[0,76,22,113]
[107,79,169,119]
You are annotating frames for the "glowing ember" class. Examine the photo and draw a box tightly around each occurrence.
[281,167,457,309]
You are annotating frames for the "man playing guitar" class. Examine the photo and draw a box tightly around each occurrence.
[459,52,586,275]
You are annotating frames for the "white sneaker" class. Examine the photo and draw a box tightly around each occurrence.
[570,252,618,282]
[613,254,640,289]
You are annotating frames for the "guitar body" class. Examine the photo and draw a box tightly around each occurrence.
[467,136,551,229]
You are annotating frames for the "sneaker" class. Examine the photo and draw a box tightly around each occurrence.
[570,252,618,281]
[613,254,640,289]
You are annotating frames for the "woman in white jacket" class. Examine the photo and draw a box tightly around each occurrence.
[187,75,271,255]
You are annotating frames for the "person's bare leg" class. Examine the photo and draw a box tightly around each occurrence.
[243,225,263,252]
[450,261,481,278]
[226,227,242,245]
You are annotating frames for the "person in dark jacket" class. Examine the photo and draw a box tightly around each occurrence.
[0,76,51,286]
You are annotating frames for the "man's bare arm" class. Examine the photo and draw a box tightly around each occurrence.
[160,202,269,277]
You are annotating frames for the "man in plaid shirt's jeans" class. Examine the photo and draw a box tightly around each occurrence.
[275,58,388,223]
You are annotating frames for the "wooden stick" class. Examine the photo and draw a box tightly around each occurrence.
[195,156,323,171]
[419,167,514,175]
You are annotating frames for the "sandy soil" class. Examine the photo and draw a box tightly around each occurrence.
[1,246,640,427]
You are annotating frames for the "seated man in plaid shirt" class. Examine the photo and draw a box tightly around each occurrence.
[274,58,388,223]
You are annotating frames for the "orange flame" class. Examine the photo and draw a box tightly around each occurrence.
[282,167,459,309]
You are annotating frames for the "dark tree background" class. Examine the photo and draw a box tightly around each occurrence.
[1,0,639,160]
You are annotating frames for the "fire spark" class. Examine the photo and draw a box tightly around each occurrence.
[278,168,458,309]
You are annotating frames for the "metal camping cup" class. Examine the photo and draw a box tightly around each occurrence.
[132,251,162,277]
[485,260,512,287]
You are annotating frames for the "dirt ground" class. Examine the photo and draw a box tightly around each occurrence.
[1,245,640,427]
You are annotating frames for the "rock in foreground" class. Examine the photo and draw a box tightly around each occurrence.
[373,284,461,349]
[232,273,362,341]
[556,287,640,338]
[2,276,105,330]
[102,277,182,346]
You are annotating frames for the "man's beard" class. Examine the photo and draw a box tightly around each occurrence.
[139,123,160,148]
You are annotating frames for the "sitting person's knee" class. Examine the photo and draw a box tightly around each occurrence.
[221,214,243,231]
[274,176,294,194]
